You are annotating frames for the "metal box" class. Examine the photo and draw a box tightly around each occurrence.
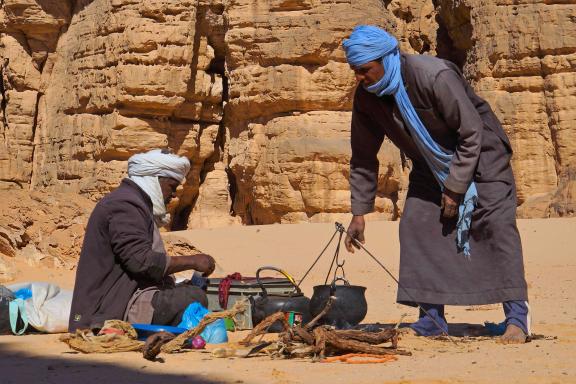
[206,277,297,330]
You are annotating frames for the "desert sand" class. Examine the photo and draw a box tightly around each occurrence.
[1,218,575,384]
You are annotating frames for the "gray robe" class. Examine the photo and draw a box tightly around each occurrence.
[350,53,528,306]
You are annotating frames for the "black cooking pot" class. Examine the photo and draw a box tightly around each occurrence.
[250,266,312,332]
[309,277,367,329]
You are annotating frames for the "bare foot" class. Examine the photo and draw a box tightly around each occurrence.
[498,324,527,344]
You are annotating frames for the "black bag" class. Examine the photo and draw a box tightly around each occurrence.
[0,285,28,335]
[0,285,15,334]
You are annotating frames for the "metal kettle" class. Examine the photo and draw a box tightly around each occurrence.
[250,266,311,332]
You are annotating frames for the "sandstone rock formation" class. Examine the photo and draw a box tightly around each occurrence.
[223,0,413,223]
[0,190,94,270]
[1,0,575,260]
[436,0,576,216]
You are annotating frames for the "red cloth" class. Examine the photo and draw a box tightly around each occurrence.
[218,273,242,309]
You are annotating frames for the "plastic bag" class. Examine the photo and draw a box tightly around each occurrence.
[13,287,32,301]
[177,302,228,344]
[7,282,72,333]
[1,285,16,334]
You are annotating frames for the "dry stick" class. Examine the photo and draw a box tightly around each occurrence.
[240,312,288,346]
[285,344,317,358]
[332,329,398,345]
[313,327,328,358]
[282,295,336,346]
[293,326,315,345]
[304,296,336,331]
[161,301,248,353]
[142,331,175,361]
[315,327,412,357]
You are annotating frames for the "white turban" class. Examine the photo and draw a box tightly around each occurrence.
[127,149,191,226]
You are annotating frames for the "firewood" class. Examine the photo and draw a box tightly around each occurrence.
[293,325,315,345]
[313,327,328,358]
[304,296,336,330]
[142,331,175,361]
[315,327,411,356]
[240,312,289,345]
[333,328,398,345]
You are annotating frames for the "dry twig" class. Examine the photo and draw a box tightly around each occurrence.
[313,327,410,358]
[240,312,289,345]
[304,296,336,330]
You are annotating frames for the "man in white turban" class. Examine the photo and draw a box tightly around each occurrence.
[128,148,191,226]
[69,149,216,332]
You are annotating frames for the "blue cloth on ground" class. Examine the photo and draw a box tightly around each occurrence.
[342,25,478,257]
[484,321,507,336]
[177,302,228,344]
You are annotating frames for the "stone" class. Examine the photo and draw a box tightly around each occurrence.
[0,257,15,283]
[0,189,94,265]
[437,0,576,206]
[228,111,408,224]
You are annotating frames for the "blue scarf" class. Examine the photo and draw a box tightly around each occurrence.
[343,25,477,257]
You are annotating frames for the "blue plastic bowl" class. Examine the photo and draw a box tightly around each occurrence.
[131,323,187,341]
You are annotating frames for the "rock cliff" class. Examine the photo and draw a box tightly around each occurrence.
[1,0,575,264]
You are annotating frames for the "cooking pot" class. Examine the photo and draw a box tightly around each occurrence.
[250,266,311,332]
[309,277,367,329]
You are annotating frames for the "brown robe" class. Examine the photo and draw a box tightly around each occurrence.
[350,53,528,305]
[69,179,168,331]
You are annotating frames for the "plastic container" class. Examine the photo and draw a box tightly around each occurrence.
[223,317,235,332]
[131,324,187,341]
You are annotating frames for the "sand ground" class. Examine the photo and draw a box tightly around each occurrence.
[1,218,575,383]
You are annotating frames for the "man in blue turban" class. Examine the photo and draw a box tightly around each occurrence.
[342,26,529,343]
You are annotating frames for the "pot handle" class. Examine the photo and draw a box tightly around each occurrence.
[256,266,302,297]
[329,277,350,295]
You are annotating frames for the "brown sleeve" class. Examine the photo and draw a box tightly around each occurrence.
[107,201,167,283]
[350,100,385,215]
[432,69,483,194]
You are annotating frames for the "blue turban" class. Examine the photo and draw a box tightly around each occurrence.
[343,25,478,258]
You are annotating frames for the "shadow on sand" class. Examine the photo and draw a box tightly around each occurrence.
[356,322,497,337]
[0,343,224,384]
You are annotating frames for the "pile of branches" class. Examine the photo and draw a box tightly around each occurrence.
[240,297,411,360]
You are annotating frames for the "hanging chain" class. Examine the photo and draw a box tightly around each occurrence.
[324,231,345,285]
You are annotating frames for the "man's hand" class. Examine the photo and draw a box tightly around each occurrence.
[345,215,366,253]
[166,254,215,276]
[441,189,462,219]
[193,254,216,277]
